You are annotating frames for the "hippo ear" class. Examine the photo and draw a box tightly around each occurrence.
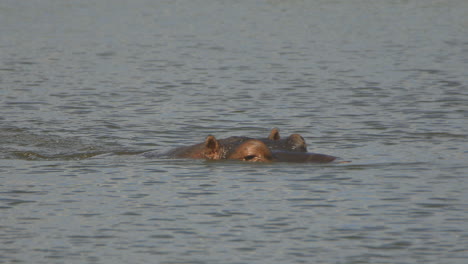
[268,128,280,140]
[203,135,221,160]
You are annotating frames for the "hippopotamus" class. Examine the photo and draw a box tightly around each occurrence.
[150,128,338,163]
[166,136,274,162]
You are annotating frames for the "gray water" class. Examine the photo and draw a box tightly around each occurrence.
[1,0,468,263]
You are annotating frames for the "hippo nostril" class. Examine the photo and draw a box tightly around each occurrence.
[244,155,257,161]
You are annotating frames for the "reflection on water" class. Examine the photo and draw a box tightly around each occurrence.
[1,0,468,263]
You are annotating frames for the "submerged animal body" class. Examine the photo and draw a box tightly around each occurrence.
[150,128,339,163]
[271,151,336,163]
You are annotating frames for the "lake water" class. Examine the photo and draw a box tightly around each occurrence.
[1,0,467,263]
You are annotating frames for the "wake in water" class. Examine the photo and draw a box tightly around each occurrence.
[0,127,143,161]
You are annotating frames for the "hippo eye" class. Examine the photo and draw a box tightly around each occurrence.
[244,155,257,161]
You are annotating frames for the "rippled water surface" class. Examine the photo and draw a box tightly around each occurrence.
[1,0,467,263]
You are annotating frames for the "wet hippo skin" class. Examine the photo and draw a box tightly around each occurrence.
[271,151,336,163]
[148,128,339,163]
[166,136,273,162]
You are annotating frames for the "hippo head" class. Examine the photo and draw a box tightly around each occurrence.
[160,131,339,163]
[203,136,273,162]
[264,128,308,152]
[202,135,336,163]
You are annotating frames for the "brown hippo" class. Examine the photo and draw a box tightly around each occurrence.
[162,133,337,163]
[165,135,273,161]
[164,128,307,160]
